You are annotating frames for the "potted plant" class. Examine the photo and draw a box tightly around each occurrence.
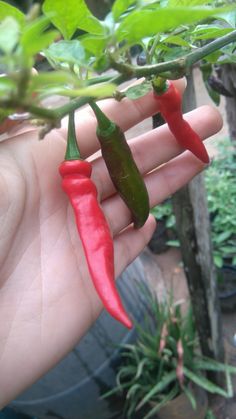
[148,200,177,254]
[104,287,236,419]
[148,112,177,255]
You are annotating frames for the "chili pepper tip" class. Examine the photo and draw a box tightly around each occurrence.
[118,313,133,329]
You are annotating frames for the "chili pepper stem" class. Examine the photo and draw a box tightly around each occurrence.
[89,100,116,137]
[65,110,81,161]
[152,76,168,94]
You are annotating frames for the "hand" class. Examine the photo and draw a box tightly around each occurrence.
[0,79,222,406]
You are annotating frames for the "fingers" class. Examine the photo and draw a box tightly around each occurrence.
[114,215,156,277]
[60,78,187,158]
[101,105,222,236]
[92,105,223,200]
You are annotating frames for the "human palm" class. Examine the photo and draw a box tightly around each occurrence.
[0,83,222,406]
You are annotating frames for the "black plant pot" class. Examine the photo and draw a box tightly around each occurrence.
[148,219,169,254]
[218,264,236,312]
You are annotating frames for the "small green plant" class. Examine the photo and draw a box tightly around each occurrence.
[205,138,236,268]
[151,199,175,229]
[205,409,216,419]
[104,288,236,419]
[151,200,180,248]
[151,138,236,268]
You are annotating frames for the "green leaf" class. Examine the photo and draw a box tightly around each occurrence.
[182,385,197,410]
[162,34,191,47]
[125,80,152,100]
[0,76,16,97]
[0,1,25,26]
[37,82,116,99]
[225,367,233,398]
[21,16,59,57]
[195,357,236,375]
[205,80,220,106]
[204,50,222,65]
[133,358,149,380]
[112,0,136,21]
[79,34,107,56]
[220,245,236,255]
[192,26,233,40]
[213,254,223,268]
[44,40,90,67]
[116,6,231,43]
[126,383,143,400]
[232,256,236,266]
[42,0,105,40]
[0,17,20,54]
[166,240,180,247]
[169,0,214,5]
[218,10,236,28]
[215,230,232,244]
[28,70,80,93]
[205,410,217,419]
[143,384,179,419]
[200,63,221,104]
[195,359,235,399]
[183,367,229,397]
[0,108,11,123]
[137,371,177,409]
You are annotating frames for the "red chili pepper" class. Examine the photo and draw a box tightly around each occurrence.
[153,80,210,164]
[59,111,132,329]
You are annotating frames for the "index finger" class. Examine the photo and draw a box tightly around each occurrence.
[60,78,187,159]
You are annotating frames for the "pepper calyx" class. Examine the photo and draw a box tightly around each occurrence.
[152,76,169,95]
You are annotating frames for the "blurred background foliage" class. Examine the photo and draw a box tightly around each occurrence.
[4,0,115,17]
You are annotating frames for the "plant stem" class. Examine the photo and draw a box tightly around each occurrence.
[186,29,236,67]
[65,110,81,160]
[116,29,236,78]
[2,30,236,123]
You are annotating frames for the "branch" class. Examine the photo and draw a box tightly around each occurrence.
[112,29,236,79]
[0,74,125,123]
[1,30,236,124]
[186,29,236,67]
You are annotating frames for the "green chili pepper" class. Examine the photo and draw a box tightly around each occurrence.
[90,101,149,228]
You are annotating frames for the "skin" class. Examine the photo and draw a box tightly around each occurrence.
[0,79,222,407]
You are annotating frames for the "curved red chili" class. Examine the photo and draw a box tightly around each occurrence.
[59,111,132,329]
[153,80,210,164]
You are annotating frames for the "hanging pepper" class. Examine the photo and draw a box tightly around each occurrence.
[90,101,150,228]
[59,111,132,329]
[152,78,210,164]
